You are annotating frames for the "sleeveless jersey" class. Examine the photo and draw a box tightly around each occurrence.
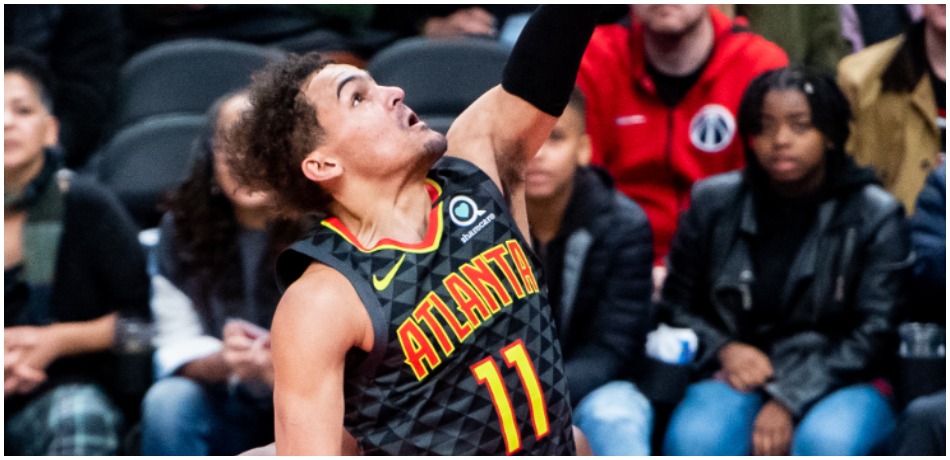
[277,157,575,455]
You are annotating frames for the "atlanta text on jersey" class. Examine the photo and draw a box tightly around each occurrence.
[397,239,540,380]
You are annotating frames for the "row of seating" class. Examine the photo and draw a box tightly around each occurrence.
[89,37,511,229]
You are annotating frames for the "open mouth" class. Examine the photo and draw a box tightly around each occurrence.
[406,111,428,130]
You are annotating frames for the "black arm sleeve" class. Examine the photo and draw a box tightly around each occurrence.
[501,5,603,117]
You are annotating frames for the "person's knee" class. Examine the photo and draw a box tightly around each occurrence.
[794,386,896,455]
[47,385,122,455]
[663,382,760,456]
[573,381,653,455]
[794,413,881,455]
[905,392,944,422]
[142,377,207,423]
[575,381,652,425]
[663,410,730,456]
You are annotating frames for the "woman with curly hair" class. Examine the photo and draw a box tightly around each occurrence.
[139,90,309,456]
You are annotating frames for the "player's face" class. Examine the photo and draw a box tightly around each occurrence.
[4,72,58,180]
[751,89,827,194]
[525,106,590,201]
[213,93,272,212]
[302,64,447,176]
[632,4,708,37]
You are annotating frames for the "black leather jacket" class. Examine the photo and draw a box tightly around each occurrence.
[660,170,912,418]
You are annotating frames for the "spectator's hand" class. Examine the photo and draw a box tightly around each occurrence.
[752,400,793,456]
[223,320,273,385]
[423,7,497,38]
[717,342,773,392]
[5,325,62,373]
[4,347,47,397]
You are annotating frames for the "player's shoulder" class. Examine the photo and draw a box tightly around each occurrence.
[282,262,354,307]
[275,261,371,350]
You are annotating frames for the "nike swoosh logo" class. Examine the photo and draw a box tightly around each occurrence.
[372,254,406,291]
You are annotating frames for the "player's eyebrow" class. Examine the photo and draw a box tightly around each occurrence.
[337,73,369,100]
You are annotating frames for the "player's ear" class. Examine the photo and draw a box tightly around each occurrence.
[301,149,342,183]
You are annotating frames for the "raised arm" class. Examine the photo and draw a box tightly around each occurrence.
[446,6,602,194]
[271,263,373,455]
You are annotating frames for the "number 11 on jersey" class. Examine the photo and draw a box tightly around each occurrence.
[470,339,550,455]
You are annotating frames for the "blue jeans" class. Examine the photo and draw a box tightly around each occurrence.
[140,376,273,455]
[663,379,896,455]
[572,380,653,455]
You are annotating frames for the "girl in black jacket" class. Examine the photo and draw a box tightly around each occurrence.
[660,67,910,456]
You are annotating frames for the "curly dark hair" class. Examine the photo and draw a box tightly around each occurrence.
[226,52,335,218]
[166,90,310,319]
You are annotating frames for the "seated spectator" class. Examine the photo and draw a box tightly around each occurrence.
[577,4,787,294]
[525,89,654,455]
[139,91,308,455]
[659,67,909,455]
[891,164,946,456]
[4,47,150,455]
[838,4,945,213]
[5,5,123,169]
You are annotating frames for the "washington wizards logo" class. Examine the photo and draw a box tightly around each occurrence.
[689,104,736,153]
[449,195,486,227]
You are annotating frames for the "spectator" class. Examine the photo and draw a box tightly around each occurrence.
[139,91,308,456]
[577,4,787,294]
[525,88,654,455]
[890,164,946,456]
[660,67,909,455]
[838,4,945,213]
[840,4,923,53]
[4,47,150,455]
[734,5,846,74]
[5,5,123,169]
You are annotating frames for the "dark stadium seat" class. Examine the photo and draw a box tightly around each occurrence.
[110,39,285,135]
[94,115,206,229]
[367,37,510,134]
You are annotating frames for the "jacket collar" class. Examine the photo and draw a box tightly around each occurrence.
[557,166,614,239]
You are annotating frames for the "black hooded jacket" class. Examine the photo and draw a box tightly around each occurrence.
[659,154,911,418]
[534,166,654,406]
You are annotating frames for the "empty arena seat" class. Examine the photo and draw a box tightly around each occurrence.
[367,37,510,132]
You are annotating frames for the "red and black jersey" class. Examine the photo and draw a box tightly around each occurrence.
[277,157,575,455]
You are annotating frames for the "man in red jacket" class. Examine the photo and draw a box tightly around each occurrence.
[578,5,787,292]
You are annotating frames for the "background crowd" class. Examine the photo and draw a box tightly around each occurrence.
[4,4,945,456]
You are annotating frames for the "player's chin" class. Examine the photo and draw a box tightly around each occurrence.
[423,132,448,158]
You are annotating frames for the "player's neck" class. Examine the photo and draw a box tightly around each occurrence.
[329,179,433,248]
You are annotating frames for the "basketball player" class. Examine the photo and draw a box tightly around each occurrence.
[228,6,603,455]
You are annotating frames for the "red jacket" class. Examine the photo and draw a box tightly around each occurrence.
[578,7,788,265]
